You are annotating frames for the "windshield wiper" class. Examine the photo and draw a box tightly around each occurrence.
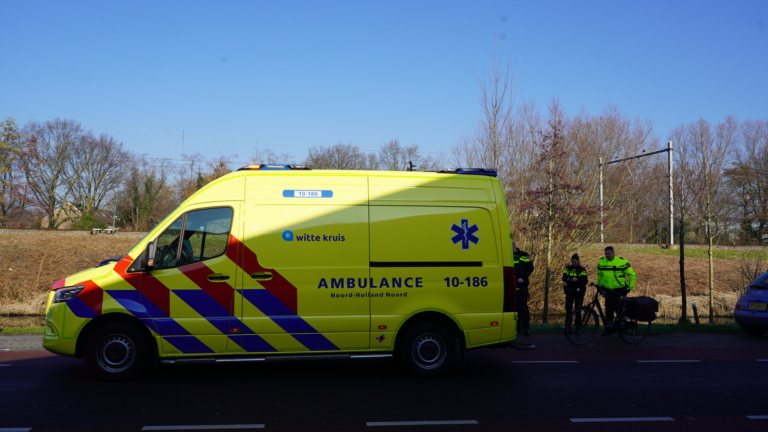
[97,255,124,267]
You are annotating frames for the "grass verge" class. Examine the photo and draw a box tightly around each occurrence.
[0,326,44,335]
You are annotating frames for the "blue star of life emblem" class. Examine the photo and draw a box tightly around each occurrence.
[451,219,479,250]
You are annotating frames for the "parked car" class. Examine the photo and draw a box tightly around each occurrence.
[734,271,768,337]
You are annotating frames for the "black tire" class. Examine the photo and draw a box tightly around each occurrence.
[565,308,599,345]
[397,322,458,378]
[618,319,652,345]
[85,322,150,382]
[741,325,767,337]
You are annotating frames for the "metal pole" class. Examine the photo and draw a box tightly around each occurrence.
[668,141,674,245]
[599,157,604,243]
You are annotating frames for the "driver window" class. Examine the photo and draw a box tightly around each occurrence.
[153,207,233,270]
[154,217,184,270]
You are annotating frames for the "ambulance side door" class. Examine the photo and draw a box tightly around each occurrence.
[141,204,240,356]
[234,174,372,353]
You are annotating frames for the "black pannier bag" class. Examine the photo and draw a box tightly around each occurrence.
[625,296,659,322]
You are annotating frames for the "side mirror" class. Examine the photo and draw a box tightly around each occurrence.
[140,241,157,271]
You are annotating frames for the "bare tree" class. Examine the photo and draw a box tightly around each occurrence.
[304,143,377,170]
[21,119,83,228]
[197,155,235,189]
[175,153,207,202]
[669,124,708,322]
[693,117,737,321]
[726,119,768,244]
[517,99,600,322]
[378,139,439,171]
[251,148,296,165]
[66,132,129,217]
[117,155,173,231]
[453,43,518,186]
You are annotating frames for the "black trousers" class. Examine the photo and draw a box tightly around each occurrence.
[564,288,586,328]
[604,288,629,322]
[516,287,530,331]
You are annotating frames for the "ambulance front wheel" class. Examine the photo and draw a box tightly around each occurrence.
[398,322,458,378]
[85,322,150,382]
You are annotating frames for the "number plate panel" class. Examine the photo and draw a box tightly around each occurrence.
[748,302,767,310]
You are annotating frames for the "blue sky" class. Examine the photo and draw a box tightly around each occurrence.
[2,0,766,166]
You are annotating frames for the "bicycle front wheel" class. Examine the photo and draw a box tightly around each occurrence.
[618,319,652,344]
[565,308,599,345]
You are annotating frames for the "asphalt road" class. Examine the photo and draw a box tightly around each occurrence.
[1,333,767,432]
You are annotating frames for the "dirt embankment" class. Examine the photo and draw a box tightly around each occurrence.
[0,230,144,315]
[524,247,747,317]
[0,231,752,318]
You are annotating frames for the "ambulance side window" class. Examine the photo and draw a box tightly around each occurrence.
[152,207,233,270]
[154,217,184,270]
[180,207,233,266]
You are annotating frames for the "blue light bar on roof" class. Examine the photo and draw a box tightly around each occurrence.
[438,168,498,177]
[237,164,311,171]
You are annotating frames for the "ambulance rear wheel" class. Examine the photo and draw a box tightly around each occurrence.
[398,322,457,378]
[85,322,149,381]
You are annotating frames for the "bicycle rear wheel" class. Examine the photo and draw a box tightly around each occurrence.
[565,308,599,345]
[618,319,652,344]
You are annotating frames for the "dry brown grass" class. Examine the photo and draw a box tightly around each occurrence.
[0,231,752,319]
[528,247,745,318]
[0,230,143,315]
[655,292,739,318]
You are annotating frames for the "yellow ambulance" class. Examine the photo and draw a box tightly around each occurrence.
[43,165,518,380]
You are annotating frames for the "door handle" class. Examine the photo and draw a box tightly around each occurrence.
[208,273,230,281]
[251,272,273,280]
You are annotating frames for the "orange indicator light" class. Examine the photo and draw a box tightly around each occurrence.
[378,325,387,330]
[490,321,499,326]
[230,328,241,333]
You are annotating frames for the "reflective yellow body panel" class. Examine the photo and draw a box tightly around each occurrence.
[43,169,516,362]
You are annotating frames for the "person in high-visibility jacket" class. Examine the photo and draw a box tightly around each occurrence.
[513,241,534,336]
[596,246,636,325]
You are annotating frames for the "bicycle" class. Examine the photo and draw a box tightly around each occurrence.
[565,282,652,346]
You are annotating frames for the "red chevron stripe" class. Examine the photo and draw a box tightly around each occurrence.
[178,261,236,315]
[235,236,298,314]
[110,236,297,317]
[78,280,103,315]
[114,255,171,317]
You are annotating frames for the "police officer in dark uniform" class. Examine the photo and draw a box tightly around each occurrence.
[513,241,534,336]
[562,253,588,333]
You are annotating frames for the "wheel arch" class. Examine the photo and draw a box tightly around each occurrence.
[394,311,465,353]
[75,313,157,360]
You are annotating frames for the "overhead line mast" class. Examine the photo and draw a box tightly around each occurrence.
[599,141,674,245]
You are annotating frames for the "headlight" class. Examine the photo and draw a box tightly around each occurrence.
[53,286,85,303]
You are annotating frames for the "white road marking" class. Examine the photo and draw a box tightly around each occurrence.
[0,428,33,432]
[143,425,265,430]
[367,420,479,426]
[747,415,768,419]
[0,364,11,366]
[511,361,578,363]
[756,359,768,362]
[571,417,675,422]
[637,360,701,363]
